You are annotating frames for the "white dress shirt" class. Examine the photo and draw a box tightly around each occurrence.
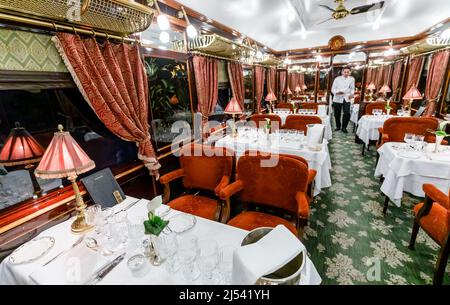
[331,76,355,104]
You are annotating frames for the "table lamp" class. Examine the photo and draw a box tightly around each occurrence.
[367,82,377,101]
[0,122,45,197]
[403,85,422,115]
[265,91,277,114]
[285,87,293,98]
[302,84,308,92]
[294,85,301,97]
[35,125,95,233]
[379,84,392,100]
[224,97,243,137]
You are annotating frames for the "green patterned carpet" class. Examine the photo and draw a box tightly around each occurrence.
[302,127,450,285]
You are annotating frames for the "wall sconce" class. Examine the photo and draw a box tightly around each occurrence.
[181,6,198,38]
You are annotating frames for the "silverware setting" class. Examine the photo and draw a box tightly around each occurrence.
[84,252,126,285]
[41,235,84,267]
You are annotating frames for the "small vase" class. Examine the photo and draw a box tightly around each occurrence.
[435,135,444,153]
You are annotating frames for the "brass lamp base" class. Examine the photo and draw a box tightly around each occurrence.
[69,176,93,233]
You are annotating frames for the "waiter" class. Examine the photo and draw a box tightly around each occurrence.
[331,66,355,133]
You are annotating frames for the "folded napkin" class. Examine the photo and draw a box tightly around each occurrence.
[29,243,108,285]
[146,195,163,213]
[317,105,327,116]
[231,225,305,285]
[306,124,325,148]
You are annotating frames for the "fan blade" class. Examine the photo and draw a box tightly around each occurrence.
[315,17,333,26]
[318,5,336,12]
[350,1,384,14]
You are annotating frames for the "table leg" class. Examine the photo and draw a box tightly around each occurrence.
[383,196,390,215]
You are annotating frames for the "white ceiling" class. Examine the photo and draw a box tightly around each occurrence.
[176,0,450,52]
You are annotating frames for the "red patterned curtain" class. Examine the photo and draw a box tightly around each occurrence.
[299,73,305,87]
[192,56,218,124]
[375,67,384,89]
[288,72,297,92]
[424,50,450,116]
[254,66,265,113]
[266,67,276,94]
[384,64,394,87]
[391,61,403,101]
[403,56,424,107]
[365,68,373,87]
[53,33,160,175]
[227,61,245,109]
[278,70,287,99]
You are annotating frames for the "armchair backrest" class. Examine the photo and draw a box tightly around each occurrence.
[250,114,282,130]
[179,144,233,192]
[299,102,327,111]
[382,117,439,143]
[283,115,322,133]
[365,102,398,115]
[236,152,309,214]
[276,103,294,111]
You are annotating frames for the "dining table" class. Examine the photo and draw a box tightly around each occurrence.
[375,142,450,206]
[215,133,332,196]
[356,114,394,148]
[0,196,321,285]
[350,104,360,125]
[274,112,333,141]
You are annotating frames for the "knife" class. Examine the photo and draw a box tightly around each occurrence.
[113,199,142,216]
[84,253,126,285]
[42,235,84,267]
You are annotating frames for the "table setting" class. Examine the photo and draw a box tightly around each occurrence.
[215,126,332,196]
[375,136,450,206]
[357,112,396,147]
[0,196,321,285]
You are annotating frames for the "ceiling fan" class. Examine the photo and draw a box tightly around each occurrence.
[317,0,385,24]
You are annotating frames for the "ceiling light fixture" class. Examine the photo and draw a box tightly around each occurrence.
[441,28,450,40]
[159,31,170,43]
[180,6,197,39]
[154,1,170,31]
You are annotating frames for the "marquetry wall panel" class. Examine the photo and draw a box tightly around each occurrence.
[0,28,67,73]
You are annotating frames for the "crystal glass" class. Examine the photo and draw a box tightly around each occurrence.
[127,215,146,253]
[403,133,415,151]
[218,245,236,284]
[178,235,200,281]
[413,135,425,152]
[158,233,180,274]
[197,240,219,282]
[106,210,129,252]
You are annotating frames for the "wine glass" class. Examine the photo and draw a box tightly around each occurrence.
[127,215,146,253]
[218,245,236,284]
[178,235,200,281]
[158,233,180,274]
[197,240,219,282]
[404,133,414,150]
[414,135,425,152]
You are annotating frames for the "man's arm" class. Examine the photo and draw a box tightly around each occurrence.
[331,77,340,95]
[349,77,355,95]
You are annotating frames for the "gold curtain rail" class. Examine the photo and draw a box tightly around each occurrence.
[0,12,139,43]
[410,46,450,58]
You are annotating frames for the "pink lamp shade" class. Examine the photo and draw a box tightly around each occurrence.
[224,97,243,115]
[35,125,95,179]
[367,82,376,90]
[0,123,45,167]
[403,86,422,100]
[285,87,293,95]
[379,84,392,94]
[265,91,277,102]
[294,85,301,93]
[302,84,308,90]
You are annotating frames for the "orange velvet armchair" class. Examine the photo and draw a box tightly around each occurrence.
[282,115,322,134]
[275,103,294,112]
[250,114,282,132]
[377,117,444,148]
[159,144,233,221]
[409,184,449,285]
[364,102,398,115]
[219,152,316,237]
[298,102,328,112]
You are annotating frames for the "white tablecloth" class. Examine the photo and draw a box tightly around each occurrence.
[275,114,332,141]
[375,142,450,206]
[350,104,360,124]
[356,115,393,147]
[0,196,321,285]
[216,135,332,196]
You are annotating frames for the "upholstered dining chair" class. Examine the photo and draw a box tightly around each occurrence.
[298,102,328,112]
[219,152,316,238]
[354,95,361,104]
[282,115,322,134]
[159,144,233,221]
[250,114,282,132]
[409,184,449,285]
[364,101,398,115]
[275,102,294,112]
[377,117,444,149]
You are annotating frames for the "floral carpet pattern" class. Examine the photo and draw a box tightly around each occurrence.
[302,129,449,285]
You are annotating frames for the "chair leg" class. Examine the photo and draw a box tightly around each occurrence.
[408,220,420,250]
[383,196,389,215]
[433,241,450,285]
[296,218,307,239]
[375,152,380,167]
[362,144,365,156]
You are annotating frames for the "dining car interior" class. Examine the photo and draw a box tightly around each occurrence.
[0,0,450,288]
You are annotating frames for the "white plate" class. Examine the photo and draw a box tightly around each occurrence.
[9,236,55,265]
[398,151,422,159]
[167,214,196,234]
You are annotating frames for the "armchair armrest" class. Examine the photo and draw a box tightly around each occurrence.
[307,169,316,185]
[214,175,230,196]
[219,180,244,200]
[159,169,185,185]
[296,192,309,220]
[423,184,449,209]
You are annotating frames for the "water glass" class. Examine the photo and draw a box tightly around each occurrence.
[218,245,236,284]
[127,216,145,253]
[106,211,129,252]
[157,233,180,273]
[197,240,219,282]
[178,235,200,281]
[413,135,425,152]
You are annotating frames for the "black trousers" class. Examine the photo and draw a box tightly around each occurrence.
[333,101,351,130]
